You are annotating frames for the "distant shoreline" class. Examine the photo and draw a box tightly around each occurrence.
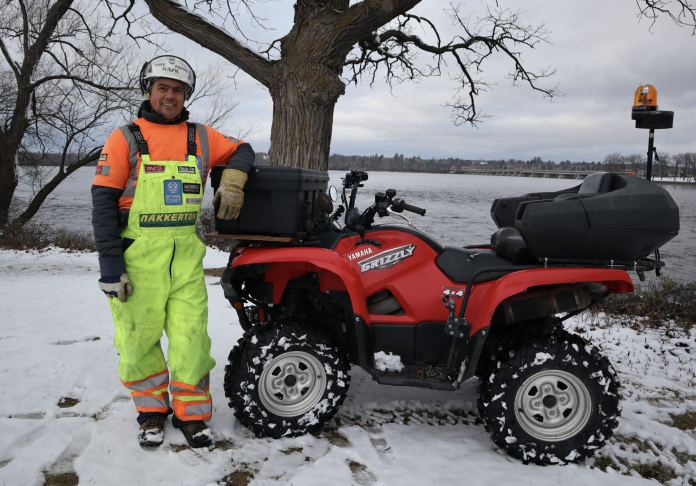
[652,180,696,186]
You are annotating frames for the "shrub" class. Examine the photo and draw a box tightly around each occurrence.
[592,275,696,335]
[1,207,235,253]
[0,222,95,251]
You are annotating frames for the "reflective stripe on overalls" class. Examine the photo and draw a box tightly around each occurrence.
[109,122,215,421]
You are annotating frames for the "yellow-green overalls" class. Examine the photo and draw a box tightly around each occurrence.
[109,123,215,422]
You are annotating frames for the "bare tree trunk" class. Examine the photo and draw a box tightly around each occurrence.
[0,151,19,228]
[268,65,345,170]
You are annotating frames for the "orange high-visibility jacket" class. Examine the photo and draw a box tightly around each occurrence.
[94,119,250,209]
[91,103,254,258]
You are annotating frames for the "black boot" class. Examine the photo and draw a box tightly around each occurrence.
[173,420,213,448]
[138,415,167,447]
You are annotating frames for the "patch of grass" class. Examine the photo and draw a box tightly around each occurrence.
[204,267,226,277]
[599,436,684,482]
[671,412,696,431]
[613,435,650,453]
[1,221,95,251]
[219,470,254,486]
[43,471,79,486]
[674,450,696,466]
[633,463,678,483]
[348,460,367,473]
[590,276,696,335]
[317,427,351,447]
[590,455,615,472]
[214,440,235,451]
[57,397,79,408]
[280,447,303,455]
[171,444,190,453]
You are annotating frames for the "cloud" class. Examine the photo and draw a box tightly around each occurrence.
[156,1,696,162]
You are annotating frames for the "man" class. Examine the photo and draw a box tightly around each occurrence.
[92,55,253,448]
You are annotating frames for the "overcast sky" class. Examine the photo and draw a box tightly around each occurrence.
[165,0,695,163]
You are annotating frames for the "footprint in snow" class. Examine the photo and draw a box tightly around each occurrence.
[349,460,378,485]
[362,424,395,463]
[44,429,92,476]
[91,396,130,421]
[369,435,394,463]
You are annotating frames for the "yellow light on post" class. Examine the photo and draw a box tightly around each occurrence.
[631,83,674,181]
[633,84,658,110]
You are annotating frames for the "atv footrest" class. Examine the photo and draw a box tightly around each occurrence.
[374,374,457,391]
[374,365,460,391]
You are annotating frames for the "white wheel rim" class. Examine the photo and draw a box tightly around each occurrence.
[514,369,592,442]
[259,350,327,417]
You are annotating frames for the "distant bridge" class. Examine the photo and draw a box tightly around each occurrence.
[461,168,594,179]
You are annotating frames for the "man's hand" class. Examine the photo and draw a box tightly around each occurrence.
[98,274,133,303]
[213,169,248,220]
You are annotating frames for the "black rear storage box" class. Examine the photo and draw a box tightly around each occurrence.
[512,173,679,261]
[211,166,329,237]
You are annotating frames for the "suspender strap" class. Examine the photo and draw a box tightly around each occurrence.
[125,122,197,158]
[186,122,197,157]
[127,123,149,156]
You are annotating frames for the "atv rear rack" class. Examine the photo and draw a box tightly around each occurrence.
[441,254,663,385]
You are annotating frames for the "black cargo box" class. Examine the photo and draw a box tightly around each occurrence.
[211,166,330,237]
[491,173,679,262]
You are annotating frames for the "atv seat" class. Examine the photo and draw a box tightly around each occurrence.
[490,227,535,264]
[436,246,532,284]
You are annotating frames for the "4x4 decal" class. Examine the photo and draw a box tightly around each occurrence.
[358,244,415,273]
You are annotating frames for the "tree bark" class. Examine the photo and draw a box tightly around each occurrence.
[0,151,18,228]
[267,67,344,170]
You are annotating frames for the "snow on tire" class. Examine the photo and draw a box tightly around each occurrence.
[224,323,350,438]
[478,330,621,465]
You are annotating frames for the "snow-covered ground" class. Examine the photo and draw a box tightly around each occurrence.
[1,247,696,485]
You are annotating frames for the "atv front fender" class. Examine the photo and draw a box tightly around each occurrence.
[231,247,368,318]
[466,267,634,334]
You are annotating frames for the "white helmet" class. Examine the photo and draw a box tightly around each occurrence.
[140,55,196,100]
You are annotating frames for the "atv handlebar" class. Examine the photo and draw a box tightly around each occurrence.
[392,198,426,216]
[340,171,426,235]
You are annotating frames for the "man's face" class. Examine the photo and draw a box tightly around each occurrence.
[147,78,186,120]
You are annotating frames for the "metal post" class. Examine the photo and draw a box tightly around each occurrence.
[646,128,655,181]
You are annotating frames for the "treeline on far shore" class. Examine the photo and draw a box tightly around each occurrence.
[326,153,696,181]
[263,152,696,181]
[19,150,696,181]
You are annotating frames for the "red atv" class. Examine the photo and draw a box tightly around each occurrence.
[213,168,678,465]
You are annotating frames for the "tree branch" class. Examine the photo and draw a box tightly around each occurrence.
[335,0,423,50]
[343,4,560,126]
[18,0,30,56]
[30,75,135,91]
[636,0,696,33]
[0,37,21,79]
[23,0,75,78]
[140,0,274,85]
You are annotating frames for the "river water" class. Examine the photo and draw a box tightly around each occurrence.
[13,168,696,281]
